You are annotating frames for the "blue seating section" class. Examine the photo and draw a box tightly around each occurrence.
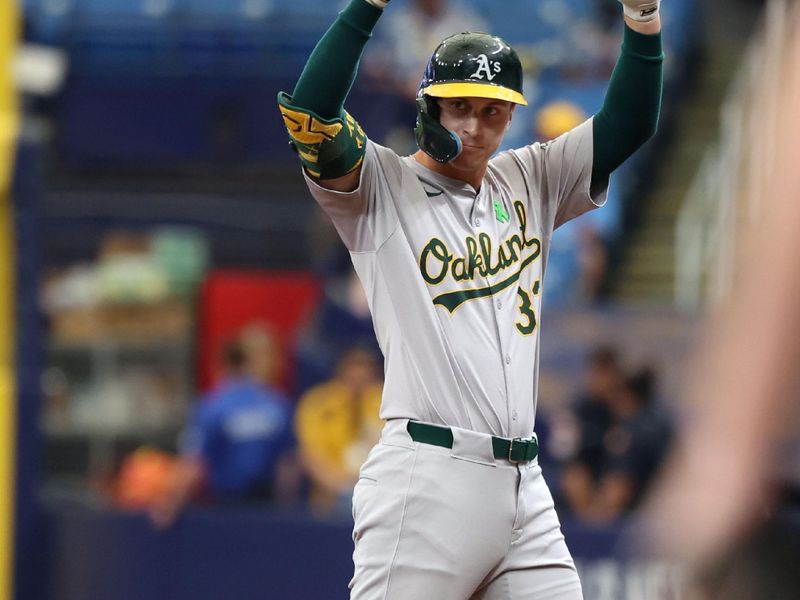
[25,0,695,48]
[23,0,697,82]
[22,0,698,301]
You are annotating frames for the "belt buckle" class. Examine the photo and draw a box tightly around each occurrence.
[508,437,525,463]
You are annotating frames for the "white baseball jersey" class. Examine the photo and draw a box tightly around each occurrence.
[304,118,607,439]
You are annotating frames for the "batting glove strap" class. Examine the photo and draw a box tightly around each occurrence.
[618,0,660,22]
[363,0,389,9]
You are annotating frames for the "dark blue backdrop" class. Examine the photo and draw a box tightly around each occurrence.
[43,503,662,600]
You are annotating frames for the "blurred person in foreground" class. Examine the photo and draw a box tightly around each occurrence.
[150,331,297,528]
[641,6,800,598]
[563,366,672,523]
[295,347,383,518]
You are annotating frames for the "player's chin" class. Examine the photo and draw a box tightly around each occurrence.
[453,147,489,169]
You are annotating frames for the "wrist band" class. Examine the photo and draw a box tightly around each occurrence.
[622,2,659,22]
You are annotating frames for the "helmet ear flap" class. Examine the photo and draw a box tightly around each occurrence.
[414,95,462,164]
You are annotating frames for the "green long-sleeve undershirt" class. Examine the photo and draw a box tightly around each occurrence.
[291,0,383,119]
[592,26,664,187]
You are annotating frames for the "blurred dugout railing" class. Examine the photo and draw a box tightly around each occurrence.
[675,0,791,310]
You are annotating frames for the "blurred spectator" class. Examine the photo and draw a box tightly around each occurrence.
[535,101,610,304]
[534,100,587,143]
[295,348,384,518]
[576,224,610,302]
[555,346,621,495]
[592,367,673,519]
[362,0,488,153]
[116,447,176,511]
[595,0,629,71]
[365,0,488,101]
[149,331,297,528]
[307,205,354,281]
[239,320,285,389]
[295,268,380,393]
[598,0,622,30]
[562,365,673,523]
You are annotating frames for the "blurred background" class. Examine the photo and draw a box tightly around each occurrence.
[0,0,783,598]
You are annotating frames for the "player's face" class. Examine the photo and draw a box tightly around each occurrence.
[438,97,515,172]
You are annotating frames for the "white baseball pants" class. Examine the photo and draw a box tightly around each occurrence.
[349,419,583,600]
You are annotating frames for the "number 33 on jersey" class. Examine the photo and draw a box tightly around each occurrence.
[419,198,542,338]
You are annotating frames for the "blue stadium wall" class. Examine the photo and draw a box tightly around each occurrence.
[43,506,680,600]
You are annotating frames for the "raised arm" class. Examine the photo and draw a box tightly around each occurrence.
[591,1,664,191]
[277,0,389,192]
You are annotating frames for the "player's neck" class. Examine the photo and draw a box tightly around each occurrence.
[412,150,486,193]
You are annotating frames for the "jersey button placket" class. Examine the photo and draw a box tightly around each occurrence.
[472,188,486,230]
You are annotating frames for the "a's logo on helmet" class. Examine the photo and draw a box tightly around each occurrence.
[469,54,501,82]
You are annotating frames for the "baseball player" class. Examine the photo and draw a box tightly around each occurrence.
[278,0,663,598]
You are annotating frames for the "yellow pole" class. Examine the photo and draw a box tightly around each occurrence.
[0,0,20,598]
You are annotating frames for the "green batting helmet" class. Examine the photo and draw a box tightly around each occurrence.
[415,32,528,163]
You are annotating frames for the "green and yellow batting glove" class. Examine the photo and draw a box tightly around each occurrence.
[277,91,367,180]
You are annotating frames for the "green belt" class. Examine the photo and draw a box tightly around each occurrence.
[406,421,539,463]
